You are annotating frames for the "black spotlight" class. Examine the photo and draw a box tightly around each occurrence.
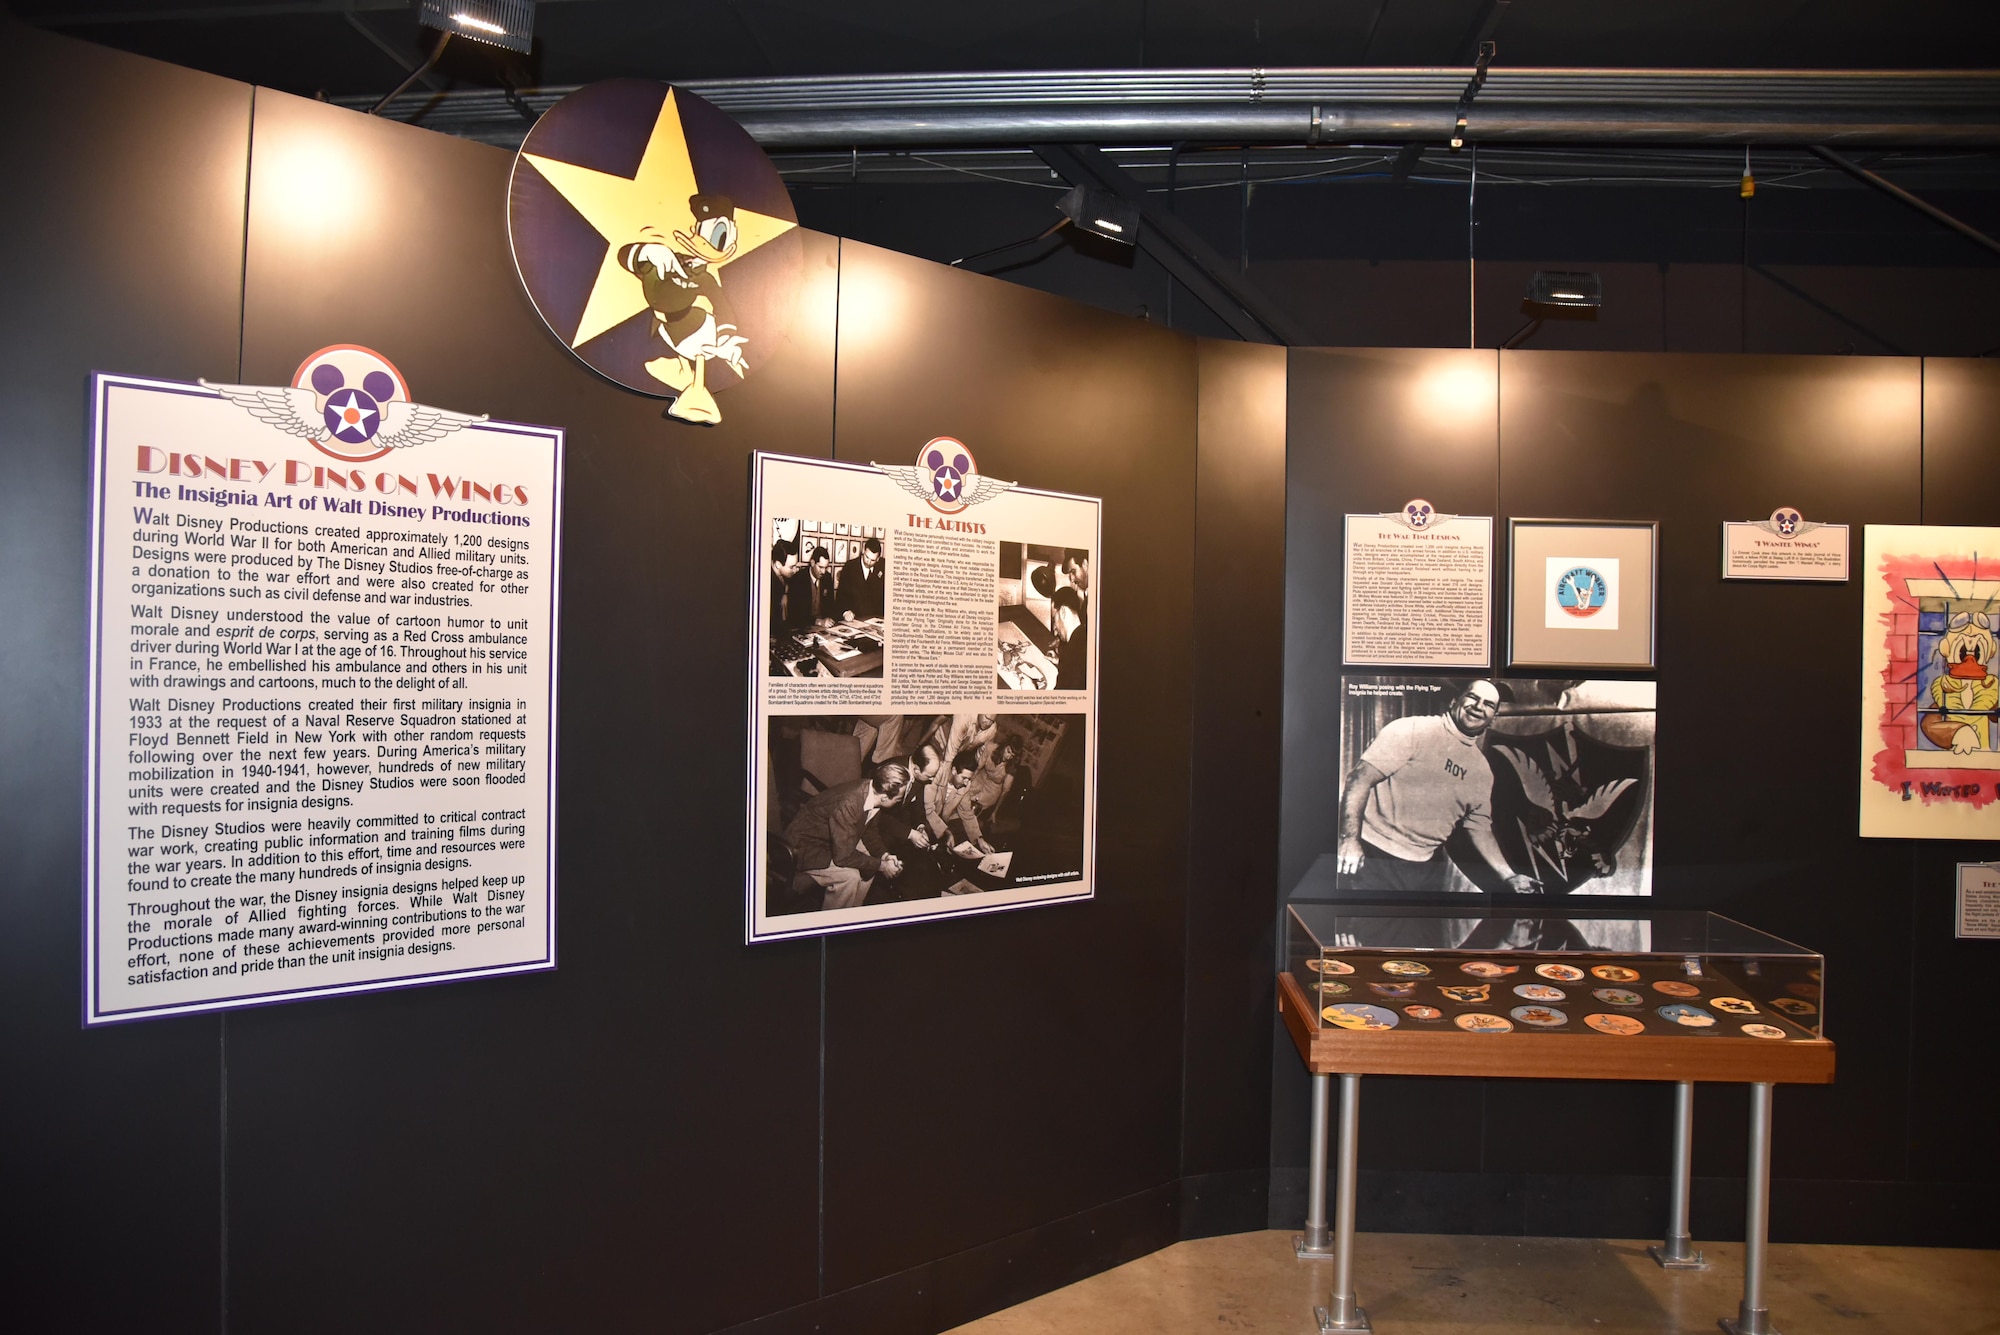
[419,0,536,54]
[1056,186,1140,245]
[1502,271,1602,348]
[1524,270,1602,310]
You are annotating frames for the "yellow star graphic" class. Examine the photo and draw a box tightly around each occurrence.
[521,89,797,349]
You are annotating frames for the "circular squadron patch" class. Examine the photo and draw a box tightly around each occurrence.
[1511,1005,1568,1027]
[1657,1004,1716,1028]
[1555,565,1611,618]
[1322,1003,1400,1031]
[1585,1013,1644,1036]
[1455,1012,1514,1033]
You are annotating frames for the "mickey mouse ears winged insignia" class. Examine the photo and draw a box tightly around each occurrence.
[1751,506,1824,539]
[874,437,1015,514]
[1390,497,1458,531]
[201,345,485,461]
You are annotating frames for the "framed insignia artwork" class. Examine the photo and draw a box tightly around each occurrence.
[1507,519,1658,670]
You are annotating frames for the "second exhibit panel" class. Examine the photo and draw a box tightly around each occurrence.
[746,450,1100,941]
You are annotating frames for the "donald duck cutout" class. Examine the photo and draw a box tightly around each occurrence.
[510,82,799,428]
[617,193,749,424]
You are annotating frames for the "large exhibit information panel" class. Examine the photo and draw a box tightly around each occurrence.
[747,449,1100,941]
[85,368,564,1024]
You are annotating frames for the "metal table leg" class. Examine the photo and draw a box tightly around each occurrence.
[1649,1080,1707,1270]
[1316,1073,1371,1333]
[1296,1072,1335,1258]
[1719,1082,1780,1335]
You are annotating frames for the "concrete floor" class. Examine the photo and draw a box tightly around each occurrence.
[946,1230,2000,1335]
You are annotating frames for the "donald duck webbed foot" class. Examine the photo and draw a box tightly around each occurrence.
[667,381,722,425]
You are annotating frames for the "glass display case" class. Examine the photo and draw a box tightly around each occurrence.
[1285,906,1823,1041]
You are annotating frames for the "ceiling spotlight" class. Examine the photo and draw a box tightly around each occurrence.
[1502,270,1603,348]
[1524,270,1602,309]
[419,0,535,54]
[1056,185,1140,245]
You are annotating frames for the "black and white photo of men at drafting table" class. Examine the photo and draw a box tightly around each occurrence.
[767,519,887,678]
[996,541,1091,692]
[764,711,1085,917]
[1289,675,1656,900]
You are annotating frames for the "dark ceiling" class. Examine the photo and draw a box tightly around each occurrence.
[17,0,2000,106]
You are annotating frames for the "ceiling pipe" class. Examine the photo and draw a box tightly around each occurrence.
[356,67,2000,149]
[1810,145,2000,259]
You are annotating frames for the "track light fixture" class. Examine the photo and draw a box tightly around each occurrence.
[1524,270,1602,309]
[1502,270,1603,348]
[419,0,536,54]
[1055,186,1140,245]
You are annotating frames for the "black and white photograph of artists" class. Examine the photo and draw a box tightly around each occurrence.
[997,542,1090,691]
[765,711,1085,917]
[767,519,887,678]
[1327,675,1655,898]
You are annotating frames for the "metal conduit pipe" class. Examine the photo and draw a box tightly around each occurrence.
[727,105,2000,147]
[356,67,2000,149]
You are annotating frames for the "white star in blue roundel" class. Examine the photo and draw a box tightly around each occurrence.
[324,386,382,445]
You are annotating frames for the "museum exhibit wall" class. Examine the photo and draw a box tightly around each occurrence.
[8,20,1996,1335]
[1,24,1276,1335]
[1274,346,2000,1247]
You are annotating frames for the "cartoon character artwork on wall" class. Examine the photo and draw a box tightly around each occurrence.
[1924,611,1998,754]
[508,80,803,426]
[1860,525,2000,839]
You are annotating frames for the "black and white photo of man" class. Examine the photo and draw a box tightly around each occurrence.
[781,763,909,912]
[1062,548,1089,590]
[1294,675,1656,900]
[837,536,885,621]
[1051,586,1088,691]
[1337,681,1540,895]
[769,539,800,631]
[790,544,835,627]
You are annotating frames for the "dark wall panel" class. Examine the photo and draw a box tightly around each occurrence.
[820,242,1196,1292]
[0,22,248,1332]
[1921,358,2000,526]
[223,91,838,1335]
[1182,340,1287,1215]
[1496,351,1923,1196]
[1274,349,1500,1203]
